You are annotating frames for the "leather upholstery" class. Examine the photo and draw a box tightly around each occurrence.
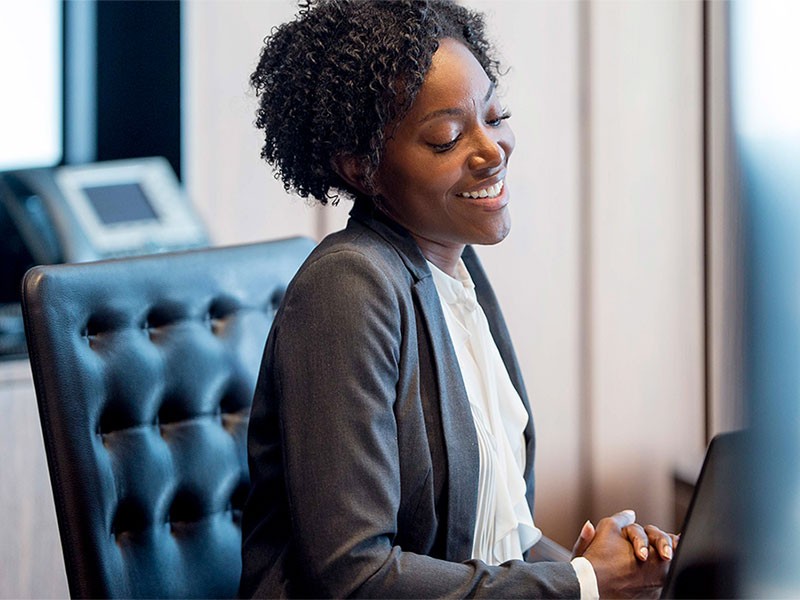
[22,238,315,599]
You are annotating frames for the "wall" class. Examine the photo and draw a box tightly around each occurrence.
[184,0,705,547]
[184,0,323,245]
[586,0,704,526]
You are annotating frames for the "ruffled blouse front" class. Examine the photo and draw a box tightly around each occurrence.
[428,259,542,565]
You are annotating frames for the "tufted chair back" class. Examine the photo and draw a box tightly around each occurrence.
[22,238,315,599]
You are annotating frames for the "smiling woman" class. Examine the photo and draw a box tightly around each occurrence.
[343,38,516,275]
[240,1,675,598]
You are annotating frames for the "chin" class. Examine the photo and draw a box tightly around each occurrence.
[486,229,511,246]
[471,226,510,247]
[478,212,512,246]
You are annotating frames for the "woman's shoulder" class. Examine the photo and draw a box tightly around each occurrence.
[302,220,414,283]
[273,221,415,321]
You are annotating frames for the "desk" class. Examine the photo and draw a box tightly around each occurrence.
[0,359,68,598]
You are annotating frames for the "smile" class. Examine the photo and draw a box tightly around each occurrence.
[457,180,504,199]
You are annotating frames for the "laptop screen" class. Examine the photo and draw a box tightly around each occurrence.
[661,430,748,599]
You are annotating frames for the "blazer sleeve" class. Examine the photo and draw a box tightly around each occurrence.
[265,248,580,599]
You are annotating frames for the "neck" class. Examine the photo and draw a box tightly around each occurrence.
[368,200,464,277]
[411,233,464,278]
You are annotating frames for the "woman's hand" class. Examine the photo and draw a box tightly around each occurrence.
[571,519,596,558]
[620,513,679,562]
[572,510,678,561]
[581,510,677,598]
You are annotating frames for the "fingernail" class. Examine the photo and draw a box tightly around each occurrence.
[581,520,594,539]
[622,509,636,521]
[639,547,648,560]
[663,545,673,560]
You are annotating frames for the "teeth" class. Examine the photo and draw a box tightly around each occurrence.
[458,180,504,199]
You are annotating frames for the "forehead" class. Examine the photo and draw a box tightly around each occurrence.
[407,38,494,117]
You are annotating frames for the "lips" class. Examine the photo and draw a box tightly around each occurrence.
[457,179,504,199]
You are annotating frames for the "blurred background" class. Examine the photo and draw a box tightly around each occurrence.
[1,0,797,597]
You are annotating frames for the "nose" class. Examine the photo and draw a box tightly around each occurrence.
[468,125,514,173]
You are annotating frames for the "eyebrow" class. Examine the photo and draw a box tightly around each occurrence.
[484,82,496,103]
[417,82,497,125]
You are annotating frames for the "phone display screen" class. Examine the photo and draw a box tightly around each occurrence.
[82,183,159,225]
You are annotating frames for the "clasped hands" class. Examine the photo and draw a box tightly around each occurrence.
[571,509,679,599]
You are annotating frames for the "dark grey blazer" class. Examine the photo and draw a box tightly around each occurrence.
[240,201,580,598]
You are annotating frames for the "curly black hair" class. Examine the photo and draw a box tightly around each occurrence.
[250,0,501,205]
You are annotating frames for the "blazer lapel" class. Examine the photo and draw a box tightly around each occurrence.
[462,247,537,482]
[461,247,529,407]
[412,278,479,562]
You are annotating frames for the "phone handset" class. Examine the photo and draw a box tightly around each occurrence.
[0,171,63,265]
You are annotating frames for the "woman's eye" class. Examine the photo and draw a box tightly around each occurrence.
[429,135,461,153]
[487,111,512,127]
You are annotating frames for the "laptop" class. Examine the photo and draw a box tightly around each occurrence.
[661,430,748,599]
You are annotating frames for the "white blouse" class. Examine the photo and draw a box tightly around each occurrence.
[428,259,598,600]
[428,259,541,564]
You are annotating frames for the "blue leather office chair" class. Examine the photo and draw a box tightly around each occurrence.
[22,238,314,598]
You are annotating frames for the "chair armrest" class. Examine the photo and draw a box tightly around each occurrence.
[526,535,573,562]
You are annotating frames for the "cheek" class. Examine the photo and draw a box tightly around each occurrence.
[396,161,459,206]
[502,128,516,160]
[373,162,433,223]
[378,153,430,194]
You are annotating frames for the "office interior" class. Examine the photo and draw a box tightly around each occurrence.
[1,0,797,597]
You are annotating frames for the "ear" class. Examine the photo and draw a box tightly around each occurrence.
[331,153,376,196]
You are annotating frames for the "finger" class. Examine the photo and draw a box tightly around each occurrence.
[571,520,595,557]
[671,533,681,548]
[608,508,636,529]
[622,523,650,561]
[644,524,674,560]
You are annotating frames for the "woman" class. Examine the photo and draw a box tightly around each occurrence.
[240,1,675,597]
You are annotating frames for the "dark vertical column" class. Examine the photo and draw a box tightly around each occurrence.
[64,0,181,178]
[96,0,181,178]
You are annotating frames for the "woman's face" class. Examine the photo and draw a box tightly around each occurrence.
[372,38,515,271]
